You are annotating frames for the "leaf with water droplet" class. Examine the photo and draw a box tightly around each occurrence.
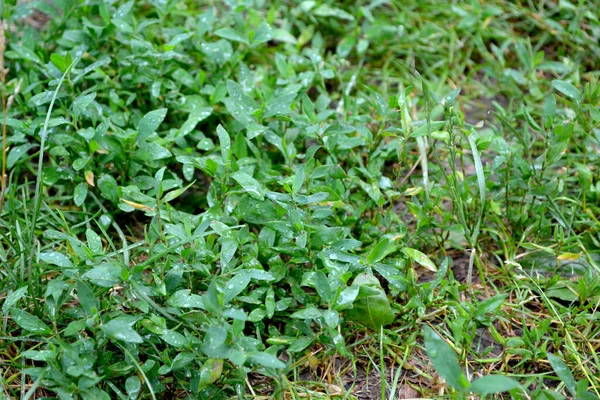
[216,124,231,164]
[551,80,580,101]
[160,329,188,348]
[231,171,265,200]
[85,229,102,254]
[137,108,167,142]
[290,307,322,319]
[2,286,28,314]
[403,247,437,272]
[83,263,122,287]
[10,308,52,335]
[101,316,143,343]
[72,92,96,118]
[264,92,296,118]
[73,182,88,207]
[7,144,34,169]
[334,286,359,310]
[167,289,205,309]
[215,27,249,45]
[125,376,141,399]
[223,272,251,303]
[177,106,212,138]
[39,251,74,269]
[223,80,257,124]
[133,142,172,161]
[252,22,273,45]
[198,359,224,389]
[313,4,355,21]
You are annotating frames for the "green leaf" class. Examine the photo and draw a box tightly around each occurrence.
[522,106,541,132]
[133,142,172,161]
[423,326,469,392]
[290,307,323,319]
[39,251,74,269]
[231,171,265,200]
[551,80,580,101]
[470,375,522,395]
[162,182,195,203]
[248,352,286,369]
[252,22,273,45]
[101,316,143,343]
[264,93,296,118]
[313,4,355,21]
[76,280,98,315]
[86,229,102,254]
[265,287,275,318]
[72,92,96,118]
[292,165,305,195]
[547,353,577,397]
[168,290,205,309]
[73,182,88,207]
[177,107,212,138]
[29,91,54,107]
[198,359,224,388]
[403,247,437,271]
[97,174,119,203]
[474,294,508,321]
[301,271,332,303]
[50,52,72,72]
[83,263,122,287]
[160,329,188,348]
[125,376,141,399]
[216,124,231,164]
[7,143,34,169]
[138,108,167,141]
[543,94,557,126]
[224,272,252,303]
[344,274,394,330]
[2,286,28,314]
[288,336,313,353]
[366,236,399,264]
[223,80,257,124]
[215,27,249,45]
[10,308,52,335]
[302,93,316,122]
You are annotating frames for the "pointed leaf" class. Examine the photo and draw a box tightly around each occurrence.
[552,80,580,101]
[344,274,394,330]
[249,352,286,369]
[138,108,167,141]
[101,316,143,343]
[423,326,468,392]
[231,171,264,200]
[470,375,522,395]
[547,353,577,397]
[10,308,52,335]
[403,247,437,271]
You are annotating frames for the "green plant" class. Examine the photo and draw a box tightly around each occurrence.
[0,0,599,398]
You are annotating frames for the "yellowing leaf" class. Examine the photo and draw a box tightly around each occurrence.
[557,252,581,261]
[120,198,154,211]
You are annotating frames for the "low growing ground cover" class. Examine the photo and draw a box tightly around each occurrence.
[0,0,600,398]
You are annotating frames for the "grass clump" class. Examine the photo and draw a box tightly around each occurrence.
[0,0,599,399]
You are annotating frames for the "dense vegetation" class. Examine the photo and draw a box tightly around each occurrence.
[1,0,599,398]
